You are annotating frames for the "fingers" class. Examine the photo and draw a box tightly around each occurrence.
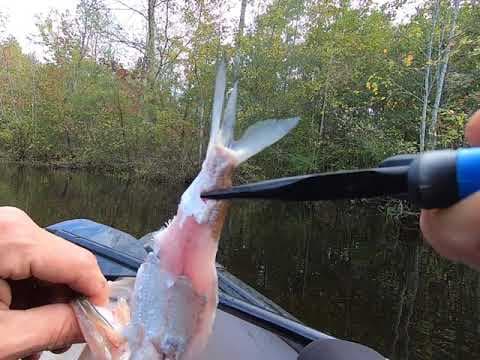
[0,207,108,305]
[0,208,108,358]
[0,279,11,310]
[0,304,83,360]
[420,110,480,268]
[28,229,109,305]
[420,194,480,268]
[465,110,480,146]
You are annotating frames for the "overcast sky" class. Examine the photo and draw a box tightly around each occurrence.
[0,0,154,59]
[0,0,248,60]
[0,0,423,60]
[0,0,76,52]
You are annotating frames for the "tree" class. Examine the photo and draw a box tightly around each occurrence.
[419,0,440,152]
[233,0,248,81]
[0,0,478,181]
[429,0,461,148]
[76,0,113,61]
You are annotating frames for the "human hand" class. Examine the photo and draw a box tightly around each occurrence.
[0,207,108,360]
[421,110,480,269]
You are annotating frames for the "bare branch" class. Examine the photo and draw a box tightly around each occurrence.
[153,0,171,79]
[112,0,147,20]
[104,29,146,54]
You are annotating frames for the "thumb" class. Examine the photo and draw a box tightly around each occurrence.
[420,192,480,269]
[419,110,480,269]
[465,110,480,145]
[0,304,83,360]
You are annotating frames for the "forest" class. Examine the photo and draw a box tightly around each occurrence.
[0,0,478,182]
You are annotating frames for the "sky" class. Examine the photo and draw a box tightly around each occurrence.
[0,0,77,54]
[0,0,247,61]
[0,0,148,59]
[0,0,423,60]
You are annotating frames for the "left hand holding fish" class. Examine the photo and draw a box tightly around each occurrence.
[0,207,108,360]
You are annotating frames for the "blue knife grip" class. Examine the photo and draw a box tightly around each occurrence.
[457,148,480,199]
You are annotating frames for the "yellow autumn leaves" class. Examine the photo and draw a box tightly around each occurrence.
[366,80,379,95]
[383,47,414,66]
[404,53,414,66]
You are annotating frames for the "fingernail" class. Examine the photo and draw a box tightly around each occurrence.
[92,278,110,305]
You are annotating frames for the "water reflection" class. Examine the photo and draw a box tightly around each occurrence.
[0,163,478,359]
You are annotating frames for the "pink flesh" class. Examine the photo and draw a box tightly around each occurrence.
[76,146,235,360]
[154,213,219,294]
[146,149,235,358]
[153,146,236,294]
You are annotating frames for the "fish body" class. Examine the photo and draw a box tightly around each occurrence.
[73,61,299,360]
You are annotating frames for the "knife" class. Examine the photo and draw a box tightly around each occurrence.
[201,148,480,209]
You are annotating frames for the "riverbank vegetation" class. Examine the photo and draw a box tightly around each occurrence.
[0,0,478,181]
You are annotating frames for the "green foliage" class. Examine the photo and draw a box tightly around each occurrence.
[0,0,478,181]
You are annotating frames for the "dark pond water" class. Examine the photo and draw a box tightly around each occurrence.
[1,163,479,360]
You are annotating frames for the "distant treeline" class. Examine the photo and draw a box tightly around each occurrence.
[0,0,478,181]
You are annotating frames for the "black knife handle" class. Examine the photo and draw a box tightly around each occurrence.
[407,150,458,209]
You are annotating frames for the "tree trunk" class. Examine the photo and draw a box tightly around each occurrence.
[419,0,440,152]
[198,99,205,164]
[429,0,460,148]
[319,89,328,137]
[320,55,334,138]
[144,0,157,122]
[115,83,129,161]
[146,0,157,81]
[233,0,248,81]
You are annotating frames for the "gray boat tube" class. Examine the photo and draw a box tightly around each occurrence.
[46,219,386,359]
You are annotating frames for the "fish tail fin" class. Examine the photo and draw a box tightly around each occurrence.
[207,60,299,165]
[229,117,299,164]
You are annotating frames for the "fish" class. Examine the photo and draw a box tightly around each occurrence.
[71,60,299,360]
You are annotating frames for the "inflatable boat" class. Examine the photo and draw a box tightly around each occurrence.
[39,219,385,360]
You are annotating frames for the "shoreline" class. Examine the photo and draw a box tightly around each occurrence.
[1,158,418,220]
[0,158,197,184]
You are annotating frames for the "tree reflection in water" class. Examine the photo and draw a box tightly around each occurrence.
[0,163,478,359]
